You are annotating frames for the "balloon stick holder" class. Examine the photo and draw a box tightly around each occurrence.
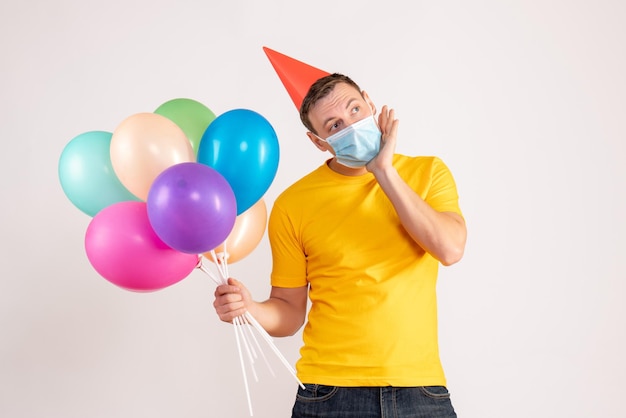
[196,253,304,416]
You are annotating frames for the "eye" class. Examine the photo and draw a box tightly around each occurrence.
[351,105,360,114]
[329,121,342,132]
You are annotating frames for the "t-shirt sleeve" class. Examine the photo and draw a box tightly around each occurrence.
[425,157,464,217]
[268,203,309,288]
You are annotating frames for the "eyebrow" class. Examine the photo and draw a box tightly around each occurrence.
[321,98,359,131]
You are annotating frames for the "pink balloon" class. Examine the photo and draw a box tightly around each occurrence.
[85,201,198,292]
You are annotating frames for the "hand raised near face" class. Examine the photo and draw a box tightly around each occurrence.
[367,105,399,173]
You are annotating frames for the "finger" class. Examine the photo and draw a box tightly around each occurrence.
[220,292,245,305]
[215,298,245,313]
[214,284,240,297]
[379,106,397,136]
[227,277,245,287]
[213,297,245,317]
[391,118,399,136]
[219,307,248,323]
[215,296,248,318]
[384,108,395,132]
[378,105,388,126]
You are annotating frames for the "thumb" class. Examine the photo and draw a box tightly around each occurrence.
[227,278,250,298]
[227,277,243,287]
[226,278,252,305]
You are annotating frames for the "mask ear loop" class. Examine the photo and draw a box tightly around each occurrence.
[312,132,327,143]
[365,100,382,134]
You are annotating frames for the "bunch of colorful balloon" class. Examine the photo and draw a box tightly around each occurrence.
[59,98,301,415]
[58,98,279,292]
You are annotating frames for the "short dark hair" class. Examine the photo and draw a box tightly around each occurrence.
[299,73,362,134]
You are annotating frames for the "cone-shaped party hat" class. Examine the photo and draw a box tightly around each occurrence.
[263,46,330,111]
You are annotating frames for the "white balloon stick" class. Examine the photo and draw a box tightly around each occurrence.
[241,315,275,377]
[244,311,305,389]
[235,316,259,383]
[233,315,254,416]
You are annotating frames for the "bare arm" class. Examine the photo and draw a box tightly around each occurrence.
[374,168,466,265]
[214,278,308,337]
[367,106,467,265]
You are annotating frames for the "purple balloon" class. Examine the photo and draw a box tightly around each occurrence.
[147,162,237,254]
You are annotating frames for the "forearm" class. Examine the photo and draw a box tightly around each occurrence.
[247,290,307,338]
[373,166,466,265]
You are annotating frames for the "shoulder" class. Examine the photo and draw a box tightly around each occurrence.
[273,164,328,208]
[393,154,451,173]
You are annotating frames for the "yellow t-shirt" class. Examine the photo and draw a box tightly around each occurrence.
[269,155,463,387]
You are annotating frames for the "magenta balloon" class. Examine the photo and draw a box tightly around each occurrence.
[147,162,237,254]
[84,201,198,292]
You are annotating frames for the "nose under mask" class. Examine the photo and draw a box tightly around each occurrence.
[316,115,382,168]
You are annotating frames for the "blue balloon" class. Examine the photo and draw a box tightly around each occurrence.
[197,109,280,214]
[59,131,140,216]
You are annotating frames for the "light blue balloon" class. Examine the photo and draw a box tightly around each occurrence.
[58,131,140,216]
[197,109,280,214]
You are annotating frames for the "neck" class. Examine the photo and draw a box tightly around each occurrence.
[327,158,369,176]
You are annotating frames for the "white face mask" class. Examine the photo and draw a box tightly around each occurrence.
[315,114,382,168]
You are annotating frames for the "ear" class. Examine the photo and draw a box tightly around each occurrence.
[361,90,377,115]
[307,132,331,152]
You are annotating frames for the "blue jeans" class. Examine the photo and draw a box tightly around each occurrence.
[291,384,457,418]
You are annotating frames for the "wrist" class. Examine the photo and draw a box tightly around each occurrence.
[371,163,397,182]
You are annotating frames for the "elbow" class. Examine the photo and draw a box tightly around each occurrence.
[439,221,467,266]
[269,323,304,338]
[439,249,463,266]
[286,324,304,337]
[438,241,466,266]
[287,317,306,336]
[268,317,306,338]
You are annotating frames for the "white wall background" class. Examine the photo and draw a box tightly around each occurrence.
[1,1,624,417]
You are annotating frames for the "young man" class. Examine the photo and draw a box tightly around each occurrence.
[214,51,466,417]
